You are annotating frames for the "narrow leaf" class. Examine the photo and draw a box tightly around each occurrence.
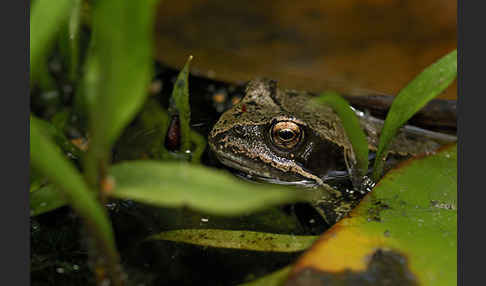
[30,116,119,265]
[89,0,157,146]
[34,115,82,160]
[169,55,193,151]
[189,130,206,163]
[65,0,82,81]
[239,266,291,286]
[83,0,158,185]
[147,229,317,252]
[373,50,457,180]
[314,92,369,179]
[30,185,67,216]
[109,161,309,216]
[30,0,71,83]
[138,98,170,159]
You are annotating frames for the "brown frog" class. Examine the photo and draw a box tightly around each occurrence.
[208,79,456,223]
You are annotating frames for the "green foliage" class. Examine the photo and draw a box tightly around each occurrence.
[57,0,82,81]
[372,50,457,180]
[371,145,456,285]
[34,116,82,160]
[109,161,309,216]
[314,92,369,180]
[188,129,207,163]
[30,116,118,262]
[138,98,171,159]
[288,145,456,286]
[30,184,67,216]
[83,0,158,186]
[30,1,160,284]
[359,145,457,285]
[141,57,206,163]
[30,0,71,83]
[169,56,193,151]
[86,0,157,148]
[147,229,317,252]
[238,266,291,286]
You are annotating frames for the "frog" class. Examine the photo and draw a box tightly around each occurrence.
[208,78,457,224]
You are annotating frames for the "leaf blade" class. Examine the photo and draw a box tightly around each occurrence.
[291,145,457,285]
[169,56,193,151]
[30,115,119,263]
[109,161,309,216]
[373,50,457,180]
[147,229,317,252]
[314,92,369,179]
[239,266,291,286]
[30,0,71,83]
[30,185,67,216]
[89,0,157,147]
[83,0,158,185]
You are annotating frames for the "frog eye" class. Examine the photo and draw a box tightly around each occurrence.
[271,121,302,149]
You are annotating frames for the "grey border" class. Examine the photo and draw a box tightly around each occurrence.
[457,0,462,283]
[0,0,30,285]
[458,1,484,285]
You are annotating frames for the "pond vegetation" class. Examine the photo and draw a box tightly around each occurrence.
[30,1,457,285]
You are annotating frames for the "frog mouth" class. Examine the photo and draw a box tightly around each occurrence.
[212,150,319,187]
[213,151,272,178]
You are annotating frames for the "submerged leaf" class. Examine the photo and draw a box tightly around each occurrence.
[147,229,317,252]
[373,50,457,180]
[239,266,292,286]
[109,161,310,216]
[290,145,457,286]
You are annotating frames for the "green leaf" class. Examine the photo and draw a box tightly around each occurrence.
[30,0,71,83]
[83,0,158,185]
[57,0,82,81]
[314,92,369,179]
[30,185,67,216]
[30,168,47,193]
[138,98,171,159]
[88,0,157,146]
[372,50,457,180]
[68,0,82,80]
[239,266,291,286]
[188,130,206,163]
[147,229,317,252]
[33,116,82,160]
[109,161,309,216]
[30,115,119,266]
[292,145,457,286]
[169,56,193,151]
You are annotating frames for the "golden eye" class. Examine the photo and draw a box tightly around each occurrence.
[271,121,302,149]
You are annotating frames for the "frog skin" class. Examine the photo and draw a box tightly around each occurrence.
[208,79,456,223]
